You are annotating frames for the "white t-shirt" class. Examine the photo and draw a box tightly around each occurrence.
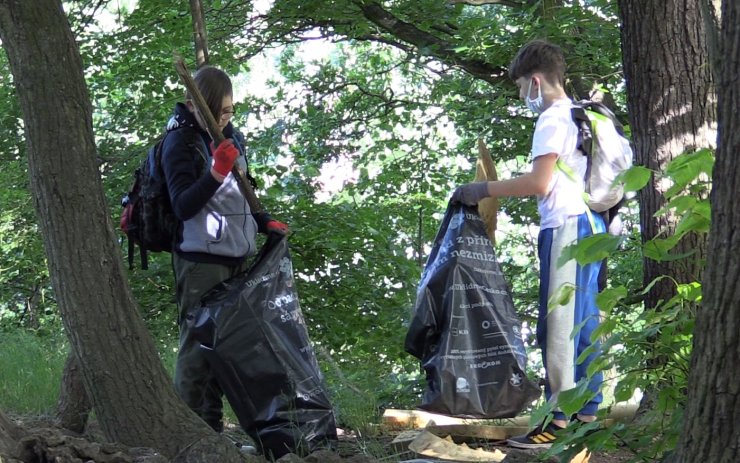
[531,98,588,229]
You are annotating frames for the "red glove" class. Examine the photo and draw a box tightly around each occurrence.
[210,139,239,177]
[267,220,289,235]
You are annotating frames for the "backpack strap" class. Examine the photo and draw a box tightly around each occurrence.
[571,105,595,194]
[581,100,626,136]
[571,105,593,156]
[157,127,209,173]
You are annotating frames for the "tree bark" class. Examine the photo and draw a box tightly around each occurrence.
[55,351,92,434]
[189,0,209,67]
[0,411,25,461]
[674,0,740,461]
[0,1,241,460]
[617,0,715,314]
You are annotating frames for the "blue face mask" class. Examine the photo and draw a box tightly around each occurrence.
[525,78,544,114]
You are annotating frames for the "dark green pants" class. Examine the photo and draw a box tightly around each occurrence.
[172,252,245,432]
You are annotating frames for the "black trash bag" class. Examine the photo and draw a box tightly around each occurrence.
[405,203,541,418]
[189,233,337,459]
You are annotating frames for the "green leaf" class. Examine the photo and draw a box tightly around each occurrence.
[548,283,576,310]
[614,375,639,402]
[559,233,622,266]
[556,381,593,417]
[664,149,714,198]
[575,343,598,365]
[529,401,556,429]
[655,195,697,217]
[590,317,617,341]
[595,285,627,313]
[676,281,702,302]
[302,165,320,178]
[620,165,652,192]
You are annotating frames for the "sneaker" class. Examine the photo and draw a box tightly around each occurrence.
[570,413,595,424]
[507,421,565,449]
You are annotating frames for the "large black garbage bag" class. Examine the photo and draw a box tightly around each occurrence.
[190,233,337,459]
[405,203,541,418]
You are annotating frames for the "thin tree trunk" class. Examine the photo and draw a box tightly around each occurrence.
[190,0,209,68]
[674,0,740,461]
[55,351,92,434]
[0,1,241,460]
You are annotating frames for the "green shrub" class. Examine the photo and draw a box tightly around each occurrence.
[0,331,67,414]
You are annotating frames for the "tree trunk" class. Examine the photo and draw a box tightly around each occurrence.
[0,1,241,460]
[189,0,209,67]
[55,351,92,434]
[618,0,716,308]
[674,1,739,461]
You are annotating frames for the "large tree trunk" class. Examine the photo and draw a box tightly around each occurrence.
[674,1,739,461]
[0,1,241,460]
[617,0,716,414]
[618,0,716,307]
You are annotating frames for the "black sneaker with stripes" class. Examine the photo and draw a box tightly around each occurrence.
[507,421,565,449]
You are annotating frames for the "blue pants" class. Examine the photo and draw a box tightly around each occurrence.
[537,212,604,420]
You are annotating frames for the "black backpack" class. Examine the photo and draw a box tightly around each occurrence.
[120,130,206,269]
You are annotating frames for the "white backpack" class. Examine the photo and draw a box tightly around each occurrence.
[558,100,634,213]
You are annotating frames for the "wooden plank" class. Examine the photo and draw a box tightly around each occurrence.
[383,402,638,430]
[382,409,530,429]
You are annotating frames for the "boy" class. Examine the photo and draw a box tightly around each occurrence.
[451,39,605,449]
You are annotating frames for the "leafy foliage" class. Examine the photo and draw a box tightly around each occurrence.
[546,149,711,461]
[0,1,704,459]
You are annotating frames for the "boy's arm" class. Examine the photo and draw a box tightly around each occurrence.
[451,153,557,205]
[487,153,557,197]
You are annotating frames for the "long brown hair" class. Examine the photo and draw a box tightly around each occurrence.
[185,66,233,121]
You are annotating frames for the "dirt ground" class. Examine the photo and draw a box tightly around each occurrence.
[6,414,639,463]
[329,429,637,463]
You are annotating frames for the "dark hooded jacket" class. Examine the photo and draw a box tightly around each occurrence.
[161,102,270,265]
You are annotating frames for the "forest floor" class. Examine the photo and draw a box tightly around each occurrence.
[8,414,639,463]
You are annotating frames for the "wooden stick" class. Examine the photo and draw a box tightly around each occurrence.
[474,138,499,243]
[173,55,264,214]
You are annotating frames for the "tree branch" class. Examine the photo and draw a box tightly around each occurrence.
[355,1,508,85]
[447,0,525,6]
[353,34,413,53]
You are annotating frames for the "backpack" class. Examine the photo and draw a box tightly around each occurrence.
[120,130,206,270]
[558,100,634,213]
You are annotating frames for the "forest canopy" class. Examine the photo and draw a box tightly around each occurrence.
[1,0,732,462]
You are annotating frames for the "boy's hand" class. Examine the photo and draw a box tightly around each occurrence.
[450,182,490,206]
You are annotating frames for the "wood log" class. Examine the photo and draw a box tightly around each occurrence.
[382,402,638,430]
